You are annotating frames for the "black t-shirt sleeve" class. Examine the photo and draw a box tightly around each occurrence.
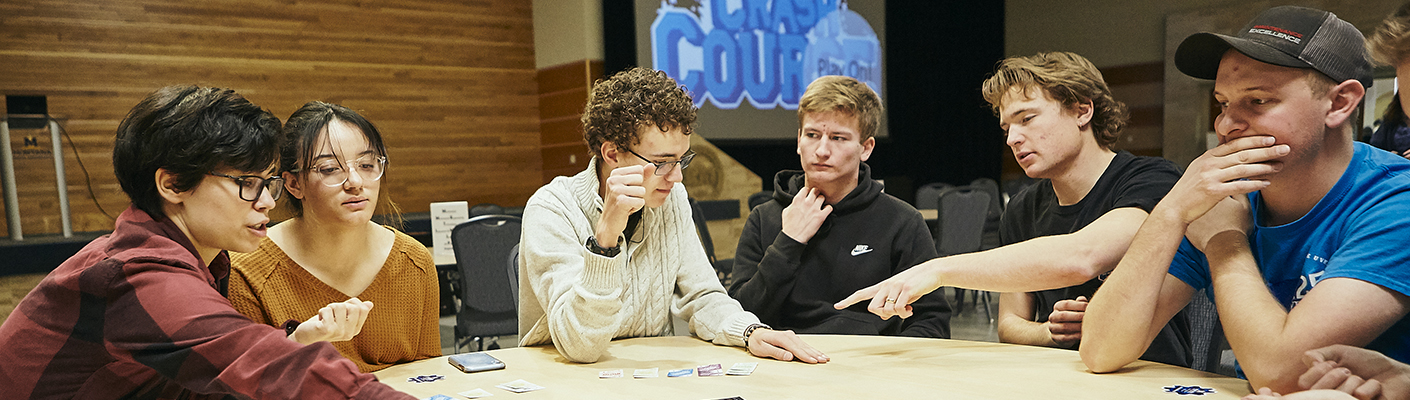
[1103,155,1182,213]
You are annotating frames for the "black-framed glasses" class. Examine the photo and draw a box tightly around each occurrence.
[293,156,388,187]
[208,173,285,202]
[626,148,695,176]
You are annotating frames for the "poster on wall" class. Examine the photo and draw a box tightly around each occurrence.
[635,0,887,141]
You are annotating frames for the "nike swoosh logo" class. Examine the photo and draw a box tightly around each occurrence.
[851,247,873,256]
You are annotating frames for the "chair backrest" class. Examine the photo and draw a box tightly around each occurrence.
[933,186,990,257]
[970,177,1003,218]
[914,182,952,210]
[451,214,522,338]
[747,190,773,211]
[1185,289,1235,376]
[469,203,505,217]
[689,197,716,264]
[506,243,520,304]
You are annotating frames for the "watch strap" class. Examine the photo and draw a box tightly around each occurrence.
[585,236,621,257]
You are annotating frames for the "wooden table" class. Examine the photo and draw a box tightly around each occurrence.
[376,335,1249,399]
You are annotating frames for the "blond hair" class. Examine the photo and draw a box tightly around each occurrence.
[797,76,883,140]
[1369,2,1410,66]
[981,52,1127,149]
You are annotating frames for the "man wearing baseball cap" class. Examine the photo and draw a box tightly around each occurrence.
[1080,5,1410,394]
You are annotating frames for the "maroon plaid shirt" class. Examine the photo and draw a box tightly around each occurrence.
[0,206,413,400]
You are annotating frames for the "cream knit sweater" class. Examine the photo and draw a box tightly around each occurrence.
[518,158,757,362]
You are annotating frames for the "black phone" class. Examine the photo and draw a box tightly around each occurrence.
[447,352,506,373]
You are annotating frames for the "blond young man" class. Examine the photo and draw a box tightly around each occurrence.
[1080,6,1410,394]
[729,76,951,338]
[834,52,1190,366]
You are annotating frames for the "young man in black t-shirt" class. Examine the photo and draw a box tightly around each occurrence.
[836,52,1191,366]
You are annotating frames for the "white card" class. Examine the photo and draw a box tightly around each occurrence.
[495,379,545,393]
[458,388,494,398]
[726,362,758,376]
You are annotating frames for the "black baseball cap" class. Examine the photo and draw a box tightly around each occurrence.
[1175,5,1372,88]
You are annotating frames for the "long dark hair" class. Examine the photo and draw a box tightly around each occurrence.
[279,101,401,227]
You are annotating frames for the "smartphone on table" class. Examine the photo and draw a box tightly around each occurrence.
[447,352,506,373]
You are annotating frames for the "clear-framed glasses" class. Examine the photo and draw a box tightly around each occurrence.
[626,148,695,176]
[295,156,388,187]
[207,173,285,202]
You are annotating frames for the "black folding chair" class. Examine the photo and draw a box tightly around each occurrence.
[451,214,522,351]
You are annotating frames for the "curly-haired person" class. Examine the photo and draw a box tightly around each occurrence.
[518,67,827,364]
[836,52,1191,367]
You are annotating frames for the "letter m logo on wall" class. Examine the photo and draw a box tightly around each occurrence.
[23,136,39,148]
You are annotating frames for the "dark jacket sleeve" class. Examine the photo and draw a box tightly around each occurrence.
[893,212,951,338]
[728,206,806,325]
[104,259,414,400]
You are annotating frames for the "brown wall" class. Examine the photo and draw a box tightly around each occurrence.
[537,59,602,183]
[0,0,540,237]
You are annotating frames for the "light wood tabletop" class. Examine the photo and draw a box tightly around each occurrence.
[376,334,1249,399]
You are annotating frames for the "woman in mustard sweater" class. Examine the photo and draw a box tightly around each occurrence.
[229,101,440,372]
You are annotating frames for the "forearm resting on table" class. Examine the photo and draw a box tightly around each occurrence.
[1209,242,1407,393]
[998,318,1054,347]
[1081,209,1190,373]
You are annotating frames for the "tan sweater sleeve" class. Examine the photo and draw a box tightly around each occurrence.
[228,250,277,326]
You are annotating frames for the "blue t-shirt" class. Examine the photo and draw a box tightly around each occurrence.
[1168,142,1410,363]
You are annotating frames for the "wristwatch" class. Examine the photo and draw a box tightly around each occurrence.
[585,236,621,257]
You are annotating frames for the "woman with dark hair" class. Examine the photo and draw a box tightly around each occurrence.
[229,101,440,372]
[0,87,412,399]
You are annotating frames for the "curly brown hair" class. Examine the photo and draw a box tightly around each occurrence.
[981,52,1128,150]
[581,67,697,159]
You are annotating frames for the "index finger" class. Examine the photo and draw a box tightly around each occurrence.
[776,333,826,363]
[1060,299,1088,312]
[1211,135,1276,157]
[834,286,878,309]
[613,164,645,176]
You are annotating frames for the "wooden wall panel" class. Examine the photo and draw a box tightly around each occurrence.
[0,0,540,237]
[537,59,602,182]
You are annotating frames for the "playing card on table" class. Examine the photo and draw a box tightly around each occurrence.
[423,395,454,400]
[696,364,724,376]
[725,362,757,376]
[458,388,494,398]
[666,368,693,377]
[632,368,658,378]
[495,379,545,393]
[408,374,445,383]
[598,369,624,378]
